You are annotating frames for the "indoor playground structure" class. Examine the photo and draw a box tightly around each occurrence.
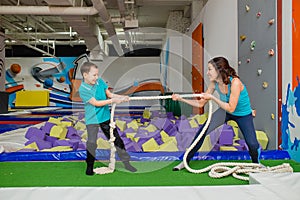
[0,0,300,200]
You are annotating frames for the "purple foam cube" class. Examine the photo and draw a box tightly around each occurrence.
[45,135,58,144]
[125,141,142,152]
[212,143,220,151]
[78,142,86,150]
[76,130,85,136]
[166,112,174,119]
[151,117,165,129]
[117,129,125,137]
[122,137,132,145]
[177,119,192,132]
[137,138,149,146]
[66,126,81,139]
[25,127,46,140]
[236,139,249,150]
[209,128,221,146]
[164,126,177,136]
[69,139,80,150]
[53,140,72,147]
[140,117,150,123]
[25,136,52,150]
[234,144,244,151]
[124,127,135,133]
[176,132,194,151]
[98,132,107,140]
[218,126,234,145]
[78,112,85,120]
[136,128,148,135]
[41,122,56,134]
[151,110,160,118]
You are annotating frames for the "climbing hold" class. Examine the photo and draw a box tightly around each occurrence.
[268,18,275,25]
[245,5,250,12]
[240,35,246,41]
[250,41,256,51]
[268,49,275,56]
[262,81,269,89]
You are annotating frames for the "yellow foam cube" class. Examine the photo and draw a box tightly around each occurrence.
[81,130,88,140]
[74,121,86,130]
[50,125,67,139]
[23,142,38,150]
[143,124,157,132]
[189,119,199,128]
[160,130,170,143]
[97,138,110,149]
[194,113,208,124]
[15,90,49,107]
[158,140,178,151]
[143,109,151,119]
[48,117,62,125]
[256,130,268,150]
[115,120,127,132]
[220,146,238,151]
[133,137,140,142]
[127,120,139,131]
[60,121,73,127]
[142,138,159,152]
[198,135,212,152]
[227,120,239,139]
[126,132,136,140]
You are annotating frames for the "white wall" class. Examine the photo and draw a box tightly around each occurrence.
[282,1,293,93]
[96,57,161,90]
[188,0,238,81]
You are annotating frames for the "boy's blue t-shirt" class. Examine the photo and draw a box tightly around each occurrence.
[79,78,111,125]
[215,77,252,116]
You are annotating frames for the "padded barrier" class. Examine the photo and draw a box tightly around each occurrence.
[0,150,291,162]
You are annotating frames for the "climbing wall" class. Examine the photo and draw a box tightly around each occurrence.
[238,0,277,149]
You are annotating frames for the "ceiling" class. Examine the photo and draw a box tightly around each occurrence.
[0,0,206,58]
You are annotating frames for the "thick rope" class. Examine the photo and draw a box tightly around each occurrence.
[94,94,203,174]
[94,103,117,174]
[94,94,294,179]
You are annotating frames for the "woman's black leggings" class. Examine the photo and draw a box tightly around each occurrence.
[185,108,260,163]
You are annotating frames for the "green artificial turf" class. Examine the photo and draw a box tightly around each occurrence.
[0,160,299,187]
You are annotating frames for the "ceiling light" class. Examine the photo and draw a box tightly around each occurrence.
[24,27,33,31]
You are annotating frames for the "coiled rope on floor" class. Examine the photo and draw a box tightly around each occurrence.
[94,94,293,179]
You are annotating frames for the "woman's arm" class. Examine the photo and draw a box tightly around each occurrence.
[202,78,242,113]
[172,81,215,108]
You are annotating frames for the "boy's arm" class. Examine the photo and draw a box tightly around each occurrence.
[106,89,129,102]
[89,97,112,107]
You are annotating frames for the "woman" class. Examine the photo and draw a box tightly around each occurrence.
[172,56,260,171]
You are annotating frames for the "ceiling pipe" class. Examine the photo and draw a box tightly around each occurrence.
[90,0,123,56]
[116,0,134,52]
[5,35,57,58]
[0,6,98,15]
[117,0,126,18]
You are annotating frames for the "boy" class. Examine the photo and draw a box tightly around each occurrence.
[79,61,137,175]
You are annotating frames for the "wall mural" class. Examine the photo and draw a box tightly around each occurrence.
[0,32,5,92]
[5,54,88,108]
[282,81,300,162]
[5,54,164,109]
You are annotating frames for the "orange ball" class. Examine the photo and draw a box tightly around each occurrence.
[10,64,21,74]
[57,76,66,83]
